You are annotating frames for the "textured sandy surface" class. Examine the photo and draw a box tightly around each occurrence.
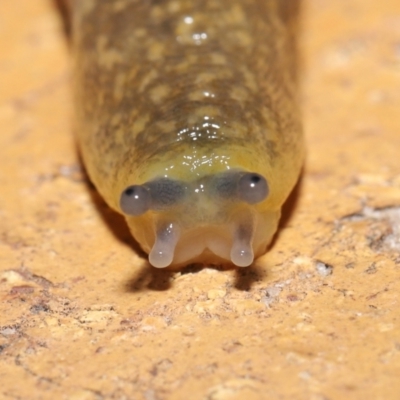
[1,0,400,399]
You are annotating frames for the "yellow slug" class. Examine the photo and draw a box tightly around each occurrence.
[70,0,304,268]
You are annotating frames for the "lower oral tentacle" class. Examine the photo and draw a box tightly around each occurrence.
[230,216,254,267]
[149,222,180,268]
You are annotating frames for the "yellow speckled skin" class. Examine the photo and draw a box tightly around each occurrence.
[71,0,304,266]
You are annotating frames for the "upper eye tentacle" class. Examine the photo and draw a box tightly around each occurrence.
[120,178,187,216]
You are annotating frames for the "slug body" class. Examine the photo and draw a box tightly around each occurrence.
[71,0,304,267]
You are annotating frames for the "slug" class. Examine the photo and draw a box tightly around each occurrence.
[70,0,304,268]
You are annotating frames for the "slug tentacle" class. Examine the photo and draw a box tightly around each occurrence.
[230,212,255,267]
[120,178,187,216]
[211,171,269,205]
[149,222,181,268]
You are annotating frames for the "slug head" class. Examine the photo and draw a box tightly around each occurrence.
[119,170,280,268]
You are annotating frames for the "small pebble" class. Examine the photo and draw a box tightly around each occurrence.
[315,261,333,276]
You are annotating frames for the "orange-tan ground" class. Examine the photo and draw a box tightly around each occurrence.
[1,1,400,399]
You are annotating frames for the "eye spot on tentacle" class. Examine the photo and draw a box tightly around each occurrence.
[237,173,268,204]
[120,185,151,216]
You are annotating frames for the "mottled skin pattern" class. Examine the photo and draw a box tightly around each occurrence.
[71,0,304,266]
